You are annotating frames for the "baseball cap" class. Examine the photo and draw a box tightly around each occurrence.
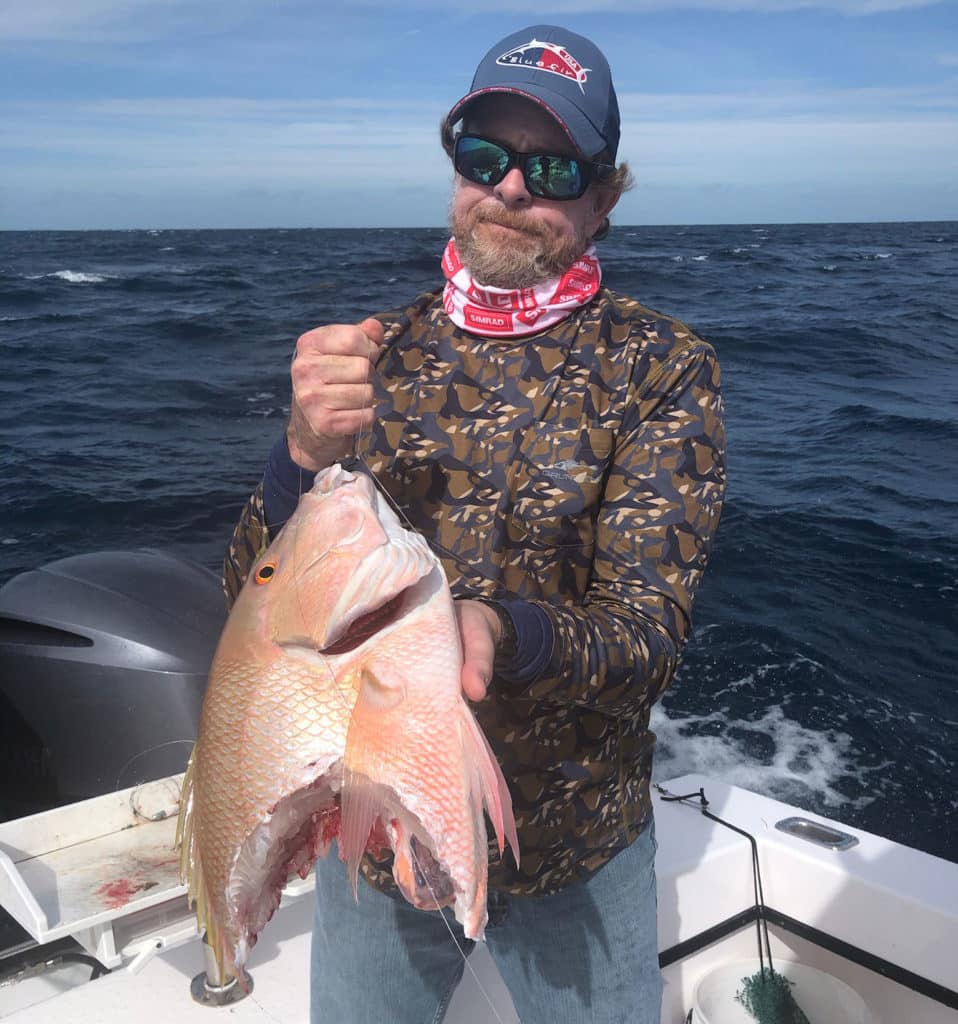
[444,25,620,162]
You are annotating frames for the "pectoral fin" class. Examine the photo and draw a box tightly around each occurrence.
[338,664,406,895]
[460,704,520,867]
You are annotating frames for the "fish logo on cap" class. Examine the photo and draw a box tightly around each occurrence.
[496,37,590,93]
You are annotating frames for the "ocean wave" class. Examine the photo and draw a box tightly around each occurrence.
[368,254,439,276]
[33,270,113,284]
[822,404,958,443]
[853,251,894,262]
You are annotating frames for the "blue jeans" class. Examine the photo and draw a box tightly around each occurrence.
[310,822,661,1024]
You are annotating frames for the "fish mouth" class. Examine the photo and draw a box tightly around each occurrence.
[319,521,439,653]
[279,573,432,660]
[314,560,442,657]
[319,590,408,657]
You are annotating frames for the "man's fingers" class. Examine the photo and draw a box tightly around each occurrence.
[455,600,498,703]
[292,353,375,388]
[295,381,376,412]
[357,316,385,347]
[308,406,375,438]
[295,322,381,360]
[461,663,490,703]
[292,381,376,440]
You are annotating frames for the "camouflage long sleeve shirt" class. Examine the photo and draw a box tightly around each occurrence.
[224,286,726,896]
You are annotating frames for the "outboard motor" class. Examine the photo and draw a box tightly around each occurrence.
[0,549,227,814]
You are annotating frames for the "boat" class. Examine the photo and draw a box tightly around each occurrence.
[1,552,956,1023]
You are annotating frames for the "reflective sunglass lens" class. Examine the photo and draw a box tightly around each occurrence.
[456,138,509,186]
[526,155,584,199]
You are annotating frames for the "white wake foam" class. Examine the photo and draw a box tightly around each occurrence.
[47,270,110,284]
[651,703,879,812]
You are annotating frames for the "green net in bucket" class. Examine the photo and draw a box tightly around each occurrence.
[736,967,811,1024]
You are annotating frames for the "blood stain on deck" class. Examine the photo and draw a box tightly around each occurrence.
[95,878,160,909]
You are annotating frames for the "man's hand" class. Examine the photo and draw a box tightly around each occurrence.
[455,600,502,702]
[287,317,384,471]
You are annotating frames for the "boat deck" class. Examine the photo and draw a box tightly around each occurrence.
[1,774,955,1022]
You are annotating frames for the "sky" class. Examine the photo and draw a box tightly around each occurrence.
[1,0,957,229]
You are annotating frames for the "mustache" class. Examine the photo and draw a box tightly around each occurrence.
[467,205,546,238]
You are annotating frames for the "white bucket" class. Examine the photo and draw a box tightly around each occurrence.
[690,959,870,1024]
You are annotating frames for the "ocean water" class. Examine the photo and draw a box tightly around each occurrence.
[1,223,956,863]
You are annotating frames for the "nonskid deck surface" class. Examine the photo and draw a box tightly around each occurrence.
[1,775,956,1023]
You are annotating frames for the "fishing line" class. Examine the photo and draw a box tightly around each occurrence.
[282,643,511,1022]
[405,839,517,1024]
[298,630,511,1022]
[281,322,513,1019]
[335,319,469,580]
[351,320,374,468]
[285,526,510,1021]
[340,321,421,538]
[655,785,811,1024]
[246,988,287,1024]
[349,324,517,1020]
[113,739,195,793]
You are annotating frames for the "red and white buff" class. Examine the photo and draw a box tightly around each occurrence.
[441,238,601,337]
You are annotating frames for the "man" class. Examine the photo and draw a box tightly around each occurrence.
[225,24,726,1024]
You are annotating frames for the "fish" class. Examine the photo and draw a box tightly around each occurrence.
[176,462,519,982]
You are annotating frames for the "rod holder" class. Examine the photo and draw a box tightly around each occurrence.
[189,933,253,1007]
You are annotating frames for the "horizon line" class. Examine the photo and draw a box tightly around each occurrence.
[3,217,957,233]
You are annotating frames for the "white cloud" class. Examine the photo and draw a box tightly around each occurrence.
[0,0,270,42]
[618,81,958,120]
[4,82,956,172]
[62,96,441,120]
[0,96,451,187]
[3,88,955,194]
[1,0,945,41]
[624,116,958,186]
[1,0,183,41]
[2,78,956,227]
[611,86,958,188]
[347,0,941,12]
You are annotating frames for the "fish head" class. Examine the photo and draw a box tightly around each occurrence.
[245,463,439,656]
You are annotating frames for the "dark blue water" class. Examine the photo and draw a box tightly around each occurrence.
[1,224,956,862]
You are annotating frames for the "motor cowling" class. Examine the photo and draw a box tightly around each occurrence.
[0,549,227,812]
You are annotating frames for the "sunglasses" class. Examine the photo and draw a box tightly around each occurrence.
[453,134,613,202]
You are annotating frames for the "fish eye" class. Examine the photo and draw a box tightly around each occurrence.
[254,561,277,585]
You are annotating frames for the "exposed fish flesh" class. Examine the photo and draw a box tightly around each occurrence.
[176,463,518,981]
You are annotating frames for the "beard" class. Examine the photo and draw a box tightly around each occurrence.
[450,201,589,290]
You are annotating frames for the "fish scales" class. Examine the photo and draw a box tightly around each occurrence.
[177,463,518,982]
